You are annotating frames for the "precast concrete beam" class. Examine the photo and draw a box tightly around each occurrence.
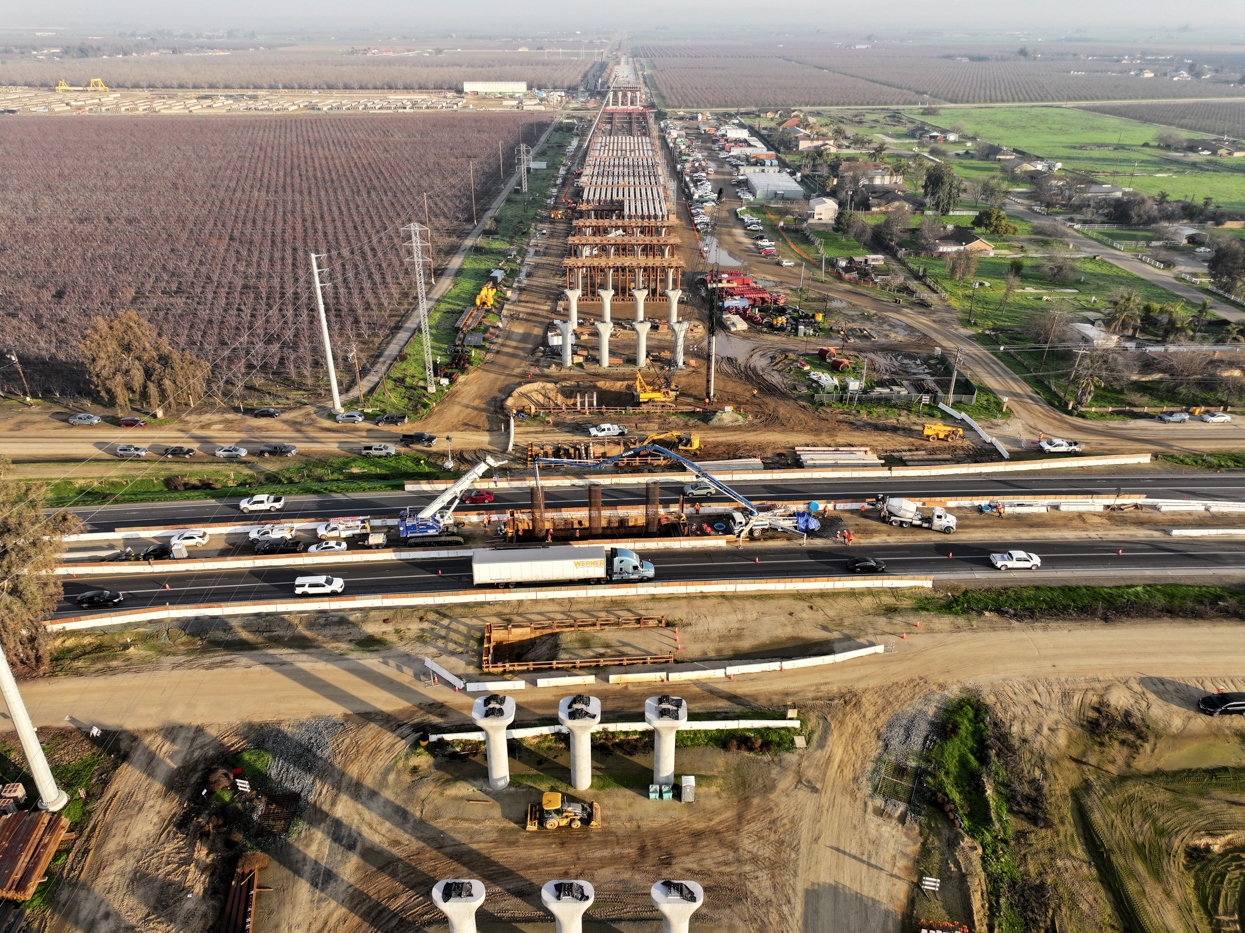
[671,321,690,369]
[433,879,487,933]
[598,288,614,324]
[564,288,581,329]
[595,322,612,368]
[542,880,596,933]
[632,288,648,321]
[470,694,516,790]
[558,695,602,790]
[557,321,575,368]
[666,288,683,326]
[651,880,704,933]
[644,694,687,787]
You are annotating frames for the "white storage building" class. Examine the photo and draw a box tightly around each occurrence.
[463,81,527,94]
[746,172,806,201]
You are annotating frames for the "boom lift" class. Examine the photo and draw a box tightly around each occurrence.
[398,456,506,543]
[534,444,818,541]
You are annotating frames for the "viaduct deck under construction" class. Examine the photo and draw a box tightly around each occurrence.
[555,58,690,371]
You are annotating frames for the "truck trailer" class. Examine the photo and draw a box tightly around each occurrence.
[471,545,655,588]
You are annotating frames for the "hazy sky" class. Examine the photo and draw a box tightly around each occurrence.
[0,0,1239,38]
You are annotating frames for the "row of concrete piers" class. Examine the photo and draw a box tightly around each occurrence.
[557,287,689,369]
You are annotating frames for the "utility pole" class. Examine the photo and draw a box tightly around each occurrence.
[4,351,31,404]
[310,252,343,413]
[499,140,504,183]
[1064,342,1088,408]
[349,346,365,406]
[403,222,437,394]
[516,143,531,193]
[469,161,478,226]
[0,641,67,811]
[422,193,435,285]
[947,348,962,405]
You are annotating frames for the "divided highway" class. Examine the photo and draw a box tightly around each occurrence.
[56,538,1245,618]
[67,471,1245,533]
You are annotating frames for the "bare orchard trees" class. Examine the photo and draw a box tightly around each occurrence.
[945,250,978,283]
[80,312,210,415]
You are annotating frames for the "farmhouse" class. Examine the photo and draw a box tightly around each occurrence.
[982,144,1017,161]
[933,227,995,255]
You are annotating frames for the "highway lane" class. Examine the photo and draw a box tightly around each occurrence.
[67,471,1245,532]
[55,537,1245,617]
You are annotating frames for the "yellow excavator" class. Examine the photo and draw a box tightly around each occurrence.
[922,423,964,442]
[633,371,679,405]
[526,792,601,831]
[643,431,700,451]
[55,78,109,92]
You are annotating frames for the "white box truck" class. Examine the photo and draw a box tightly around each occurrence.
[875,495,956,534]
[471,545,655,588]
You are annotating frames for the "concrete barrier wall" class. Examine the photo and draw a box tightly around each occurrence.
[535,674,597,688]
[466,681,527,692]
[60,535,735,575]
[1170,528,1245,536]
[423,659,465,690]
[47,576,933,633]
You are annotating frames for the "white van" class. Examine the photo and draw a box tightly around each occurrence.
[294,575,345,595]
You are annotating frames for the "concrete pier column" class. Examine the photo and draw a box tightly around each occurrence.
[0,643,67,811]
[598,288,614,324]
[543,880,595,933]
[557,321,575,368]
[633,321,652,368]
[471,694,516,790]
[564,288,581,329]
[666,288,683,326]
[632,288,648,322]
[645,695,687,787]
[595,322,612,367]
[651,880,704,933]
[432,880,486,933]
[558,695,602,790]
[671,321,690,369]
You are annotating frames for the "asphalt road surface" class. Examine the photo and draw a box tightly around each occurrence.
[68,471,1245,532]
[57,537,1245,618]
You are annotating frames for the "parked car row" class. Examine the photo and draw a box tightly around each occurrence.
[114,443,301,459]
[69,408,415,428]
[1159,410,1231,423]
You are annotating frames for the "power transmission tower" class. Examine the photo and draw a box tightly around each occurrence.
[515,143,532,193]
[403,223,437,393]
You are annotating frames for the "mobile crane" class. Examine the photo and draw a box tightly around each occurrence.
[55,78,109,92]
[398,456,506,544]
[534,444,818,541]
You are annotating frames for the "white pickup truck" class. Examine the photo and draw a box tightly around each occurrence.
[239,494,285,513]
[990,550,1042,570]
[588,423,628,438]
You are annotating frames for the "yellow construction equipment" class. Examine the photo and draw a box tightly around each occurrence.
[633,371,679,405]
[643,431,700,451]
[923,423,964,442]
[55,78,109,92]
[474,283,499,310]
[525,792,601,831]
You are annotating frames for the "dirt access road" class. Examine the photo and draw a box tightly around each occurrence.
[37,619,1245,933]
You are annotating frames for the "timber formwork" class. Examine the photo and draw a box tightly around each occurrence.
[482,616,669,673]
[562,59,683,297]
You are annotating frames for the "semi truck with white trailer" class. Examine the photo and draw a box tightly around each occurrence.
[471,545,655,588]
[875,495,957,534]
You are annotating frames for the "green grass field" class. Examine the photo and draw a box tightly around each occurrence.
[920,106,1245,209]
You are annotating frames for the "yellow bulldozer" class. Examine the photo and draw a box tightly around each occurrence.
[923,423,964,442]
[643,431,700,451]
[526,792,601,831]
[633,372,679,405]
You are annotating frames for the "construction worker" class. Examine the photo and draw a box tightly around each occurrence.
[546,528,553,543]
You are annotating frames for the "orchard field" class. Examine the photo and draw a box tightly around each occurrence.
[0,113,549,394]
[1080,100,1245,141]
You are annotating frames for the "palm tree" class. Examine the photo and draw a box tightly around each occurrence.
[1160,301,1192,341]
[1103,290,1142,335]
[1224,323,1244,343]
[1073,373,1104,409]
[1193,298,1212,338]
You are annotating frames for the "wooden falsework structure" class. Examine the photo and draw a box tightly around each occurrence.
[0,811,69,901]
[482,616,668,673]
[562,61,684,295]
[221,863,262,933]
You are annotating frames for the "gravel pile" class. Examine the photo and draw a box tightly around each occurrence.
[257,717,342,809]
[876,691,950,765]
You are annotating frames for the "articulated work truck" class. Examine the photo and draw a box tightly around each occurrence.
[471,545,655,588]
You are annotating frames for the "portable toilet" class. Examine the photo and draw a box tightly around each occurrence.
[681,776,696,803]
